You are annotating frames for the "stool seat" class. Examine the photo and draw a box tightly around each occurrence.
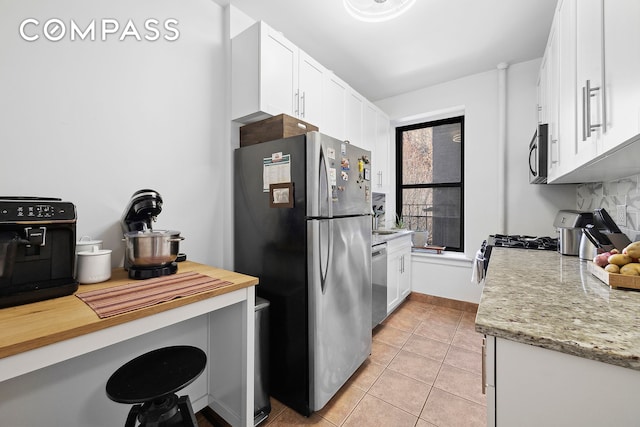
[106,345,206,404]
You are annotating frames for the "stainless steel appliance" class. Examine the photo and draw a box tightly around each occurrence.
[234,131,372,415]
[121,189,184,279]
[254,297,271,426]
[553,210,594,256]
[371,243,387,328]
[477,234,558,281]
[579,229,597,260]
[529,123,548,184]
[0,197,78,308]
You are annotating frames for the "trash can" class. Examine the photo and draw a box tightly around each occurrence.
[254,297,271,426]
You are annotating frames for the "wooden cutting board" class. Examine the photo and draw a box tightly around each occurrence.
[588,261,640,290]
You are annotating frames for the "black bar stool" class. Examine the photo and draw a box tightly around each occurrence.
[106,345,207,427]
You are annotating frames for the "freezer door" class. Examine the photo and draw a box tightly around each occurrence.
[306,132,372,218]
[307,215,372,411]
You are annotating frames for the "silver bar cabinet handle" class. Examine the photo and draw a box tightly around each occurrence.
[482,337,487,395]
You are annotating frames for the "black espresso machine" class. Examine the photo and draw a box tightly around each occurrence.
[0,197,78,308]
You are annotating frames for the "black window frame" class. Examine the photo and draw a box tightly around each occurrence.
[395,115,465,252]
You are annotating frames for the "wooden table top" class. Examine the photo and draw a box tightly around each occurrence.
[0,262,258,359]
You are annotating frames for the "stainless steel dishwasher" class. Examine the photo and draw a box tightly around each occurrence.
[372,243,387,328]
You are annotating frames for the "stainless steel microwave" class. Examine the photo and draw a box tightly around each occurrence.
[529,123,548,184]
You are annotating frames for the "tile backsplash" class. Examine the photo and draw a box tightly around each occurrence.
[577,174,640,241]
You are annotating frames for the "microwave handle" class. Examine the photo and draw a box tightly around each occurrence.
[529,143,537,176]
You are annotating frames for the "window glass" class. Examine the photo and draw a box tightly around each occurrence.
[397,117,464,251]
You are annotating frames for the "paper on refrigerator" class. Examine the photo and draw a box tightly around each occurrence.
[263,153,291,192]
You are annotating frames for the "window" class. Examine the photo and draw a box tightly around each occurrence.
[396,116,464,251]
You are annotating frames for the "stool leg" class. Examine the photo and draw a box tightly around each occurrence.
[177,396,198,427]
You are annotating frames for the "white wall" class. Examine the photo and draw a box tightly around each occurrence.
[0,0,229,269]
[377,68,499,258]
[377,59,577,254]
[377,59,576,303]
[505,60,577,236]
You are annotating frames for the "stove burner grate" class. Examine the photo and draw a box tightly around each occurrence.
[489,234,558,251]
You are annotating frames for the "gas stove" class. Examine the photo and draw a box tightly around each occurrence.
[487,234,558,251]
[475,235,559,282]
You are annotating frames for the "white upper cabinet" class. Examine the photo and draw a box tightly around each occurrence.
[231,21,324,125]
[364,103,377,151]
[556,0,577,179]
[322,72,347,140]
[544,14,560,180]
[544,0,640,183]
[298,51,324,127]
[363,103,390,191]
[231,19,393,187]
[601,0,640,153]
[574,0,603,165]
[345,90,364,147]
[374,108,391,191]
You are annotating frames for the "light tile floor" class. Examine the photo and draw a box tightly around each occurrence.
[261,298,486,427]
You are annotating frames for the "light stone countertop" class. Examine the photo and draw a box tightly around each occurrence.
[475,247,640,371]
[371,229,414,246]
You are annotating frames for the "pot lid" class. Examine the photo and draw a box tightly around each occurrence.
[124,230,180,237]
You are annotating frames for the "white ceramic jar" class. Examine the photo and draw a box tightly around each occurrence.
[77,247,112,284]
[75,236,103,277]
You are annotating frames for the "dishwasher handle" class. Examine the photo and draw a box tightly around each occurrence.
[372,247,386,258]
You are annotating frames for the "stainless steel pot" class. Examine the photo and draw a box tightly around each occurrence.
[124,230,184,267]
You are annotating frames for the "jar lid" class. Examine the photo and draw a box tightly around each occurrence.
[77,247,112,256]
[77,236,103,246]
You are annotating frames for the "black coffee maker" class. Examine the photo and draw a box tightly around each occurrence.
[0,197,78,308]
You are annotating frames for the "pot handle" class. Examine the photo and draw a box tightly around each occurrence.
[168,237,185,242]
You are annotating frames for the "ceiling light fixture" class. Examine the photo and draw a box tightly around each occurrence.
[343,0,416,23]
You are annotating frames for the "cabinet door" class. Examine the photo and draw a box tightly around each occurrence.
[261,26,298,118]
[386,236,412,314]
[362,102,377,156]
[495,337,640,426]
[556,0,577,179]
[346,90,364,147]
[323,73,347,140]
[374,109,390,190]
[602,0,640,152]
[546,16,561,180]
[386,250,400,313]
[398,250,411,299]
[298,51,324,127]
[483,336,496,426]
[574,0,603,165]
[537,59,547,126]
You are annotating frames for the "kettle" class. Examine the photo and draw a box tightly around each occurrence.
[579,230,598,260]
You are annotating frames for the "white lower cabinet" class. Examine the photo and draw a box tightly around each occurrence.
[386,235,412,314]
[484,335,640,426]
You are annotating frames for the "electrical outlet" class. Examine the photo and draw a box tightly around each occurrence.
[616,205,627,227]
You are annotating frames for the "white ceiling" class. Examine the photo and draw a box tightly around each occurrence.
[220,0,557,101]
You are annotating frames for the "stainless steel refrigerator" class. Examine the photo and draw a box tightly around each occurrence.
[234,131,372,416]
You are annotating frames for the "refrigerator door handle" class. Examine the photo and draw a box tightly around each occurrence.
[319,220,333,294]
[318,145,333,218]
